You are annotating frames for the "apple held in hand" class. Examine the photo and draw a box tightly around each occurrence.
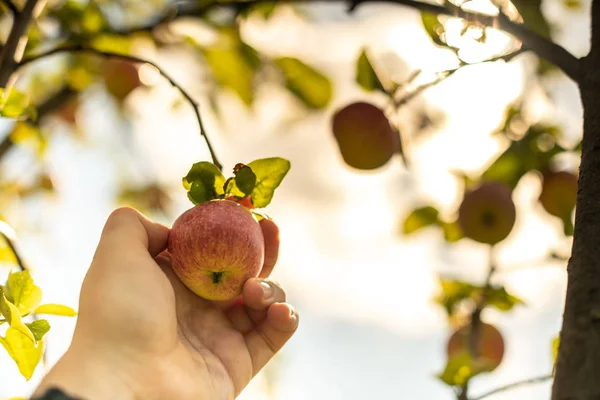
[168,199,265,301]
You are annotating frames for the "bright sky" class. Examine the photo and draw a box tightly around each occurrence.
[0,2,588,399]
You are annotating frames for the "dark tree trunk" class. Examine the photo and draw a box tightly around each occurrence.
[551,2,600,399]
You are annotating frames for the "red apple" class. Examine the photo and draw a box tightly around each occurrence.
[168,199,265,301]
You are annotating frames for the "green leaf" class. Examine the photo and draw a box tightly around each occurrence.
[5,270,42,315]
[437,350,474,386]
[0,327,44,380]
[485,286,525,311]
[356,49,386,93]
[483,123,565,189]
[403,206,439,235]
[25,319,50,341]
[246,157,291,208]
[34,304,77,317]
[0,288,35,344]
[0,89,35,120]
[434,279,478,316]
[421,12,446,47]
[234,165,257,196]
[182,162,226,205]
[274,57,332,109]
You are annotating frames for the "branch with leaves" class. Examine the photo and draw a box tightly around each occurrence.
[0,220,77,380]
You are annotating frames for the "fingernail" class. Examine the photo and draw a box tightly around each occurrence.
[260,281,273,299]
[289,307,299,327]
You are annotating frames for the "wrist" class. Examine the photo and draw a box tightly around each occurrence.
[34,339,136,400]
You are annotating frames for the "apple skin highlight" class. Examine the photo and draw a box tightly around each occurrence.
[168,199,265,301]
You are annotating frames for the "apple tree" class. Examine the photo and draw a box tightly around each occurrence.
[0,1,595,400]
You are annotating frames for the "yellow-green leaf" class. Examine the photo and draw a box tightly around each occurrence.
[199,28,260,106]
[247,157,291,208]
[0,289,35,343]
[356,49,386,93]
[34,304,77,317]
[437,350,474,386]
[0,89,35,120]
[403,206,439,235]
[421,12,446,47]
[0,327,44,380]
[275,57,332,109]
[25,319,50,341]
[434,279,477,316]
[6,270,42,315]
[440,220,464,243]
[485,286,525,312]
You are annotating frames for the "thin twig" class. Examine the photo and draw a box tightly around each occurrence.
[0,0,19,15]
[470,374,553,400]
[19,45,223,170]
[395,47,526,107]
[348,0,582,82]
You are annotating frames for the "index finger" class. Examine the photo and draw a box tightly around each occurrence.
[259,218,279,278]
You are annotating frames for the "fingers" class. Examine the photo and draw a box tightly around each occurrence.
[96,207,170,259]
[244,302,298,375]
[225,279,286,334]
[259,219,279,278]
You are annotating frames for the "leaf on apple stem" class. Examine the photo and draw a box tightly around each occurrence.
[233,164,257,196]
[246,157,291,208]
[183,162,226,205]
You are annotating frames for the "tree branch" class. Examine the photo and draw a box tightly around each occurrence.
[112,0,581,82]
[471,374,553,400]
[19,46,223,170]
[0,0,44,88]
[348,0,581,82]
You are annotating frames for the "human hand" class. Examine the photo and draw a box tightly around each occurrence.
[34,207,299,400]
